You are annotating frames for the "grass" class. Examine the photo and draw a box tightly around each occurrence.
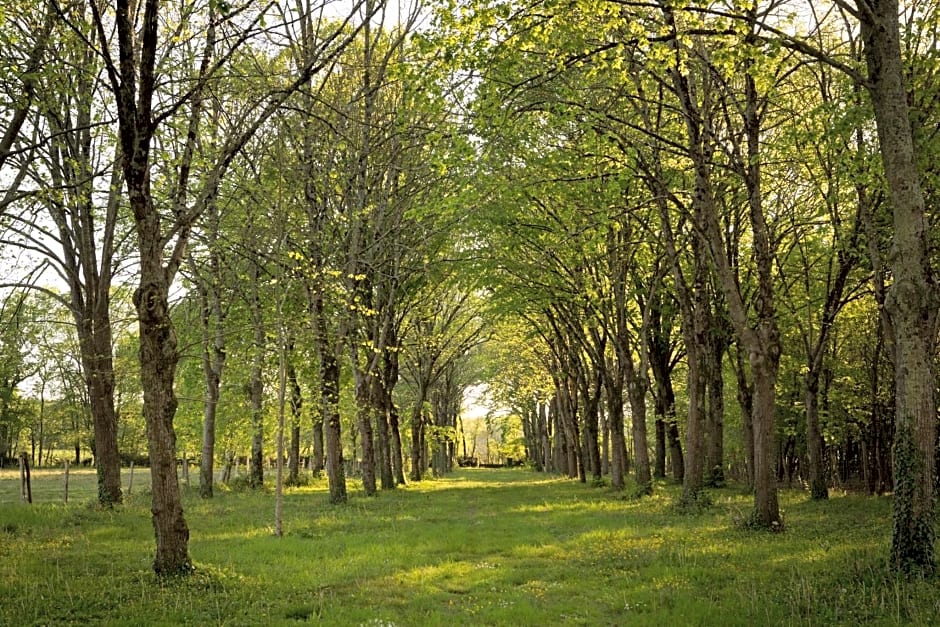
[1,467,939,625]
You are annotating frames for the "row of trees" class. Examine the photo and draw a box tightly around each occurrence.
[2,0,939,577]
[439,0,939,574]
[0,0,492,574]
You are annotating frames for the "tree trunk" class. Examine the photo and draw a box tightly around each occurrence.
[381,328,405,486]
[559,374,581,480]
[805,376,828,500]
[134,277,191,575]
[39,8,123,507]
[82,326,123,506]
[581,368,602,481]
[197,271,225,498]
[321,351,347,504]
[248,262,265,489]
[199,344,220,498]
[539,400,551,472]
[194,198,226,499]
[312,415,325,473]
[681,340,707,503]
[287,356,303,486]
[704,314,727,487]
[733,343,755,487]
[859,0,939,574]
[374,375,394,489]
[750,349,780,526]
[626,359,652,493]
[654,418,666,479]
[658,2,782,524]
[390,400,407,485]
[605,376,627,490]
[646,248,683,483]
[410,386,427,482]
[353,366,377,495]
[679,234,710,503]
[551,393,565,473]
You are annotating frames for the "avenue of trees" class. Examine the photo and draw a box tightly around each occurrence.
[1,0,939,576]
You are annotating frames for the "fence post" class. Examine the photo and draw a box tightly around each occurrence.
[63,460,70,504]
[19,453,32,504]
[127,461,135,496]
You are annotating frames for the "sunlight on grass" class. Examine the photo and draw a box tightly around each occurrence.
[2,467,936,625]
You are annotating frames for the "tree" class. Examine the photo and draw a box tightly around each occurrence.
[0,291,36,464]
[402,288,487,480]
[853,0,939,575]
[0,1,130,506]
[188,198,229,498]
[90,0,374,573]
[749,0,939,575]
[0,0,55,211]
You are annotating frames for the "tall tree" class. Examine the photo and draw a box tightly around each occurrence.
[748,0,940,575]
[853,0,939,574]
[90,0,373,571]
[0,1,128,506]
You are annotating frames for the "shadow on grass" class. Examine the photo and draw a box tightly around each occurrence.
[3,467,930,626]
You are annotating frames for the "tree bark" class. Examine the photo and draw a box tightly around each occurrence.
[134,277,191,574]
[353,365,377,495]
[321,350,347,504]
[82,321,123,506]
[559,371,582,480]
[804,372,828,499]
[373,373,394,489]
[195,201,226,499]
[312,415,325,473]
[732,343,755,487]
[248,260,265,489]
[704,312,728,487]
[625,356,652,492]
[654,418,666,479]
[114,0,193,564]
[287,354,303,486]
[605,379,627,489]
[539,399,551,472]
[383,336,406,486]
[41,38,124,506]
[551,393,565,473]
[410,385,428,482]
[580,365,603,481]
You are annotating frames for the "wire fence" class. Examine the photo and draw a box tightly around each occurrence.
[0,465,153,506]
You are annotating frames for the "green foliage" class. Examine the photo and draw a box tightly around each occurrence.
[2,468,937,624]
[674,487,714,515]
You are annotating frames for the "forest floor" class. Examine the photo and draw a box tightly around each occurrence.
[0,466,937,625]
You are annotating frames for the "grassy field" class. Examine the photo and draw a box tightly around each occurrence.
[0,465,152,506]
[0,467,938,626]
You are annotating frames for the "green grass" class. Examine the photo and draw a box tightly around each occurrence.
[0,465,152,505]
[1,468,938,625]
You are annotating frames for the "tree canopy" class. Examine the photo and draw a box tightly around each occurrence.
[1,0,939,576]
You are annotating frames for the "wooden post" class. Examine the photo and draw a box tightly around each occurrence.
[127,461,134,496]
[182,452,190,487]
[63,460,70,504]
[19,453,32,504]
[19,454,26,502]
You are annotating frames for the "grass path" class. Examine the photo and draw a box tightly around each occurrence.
[1,468,937,625]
